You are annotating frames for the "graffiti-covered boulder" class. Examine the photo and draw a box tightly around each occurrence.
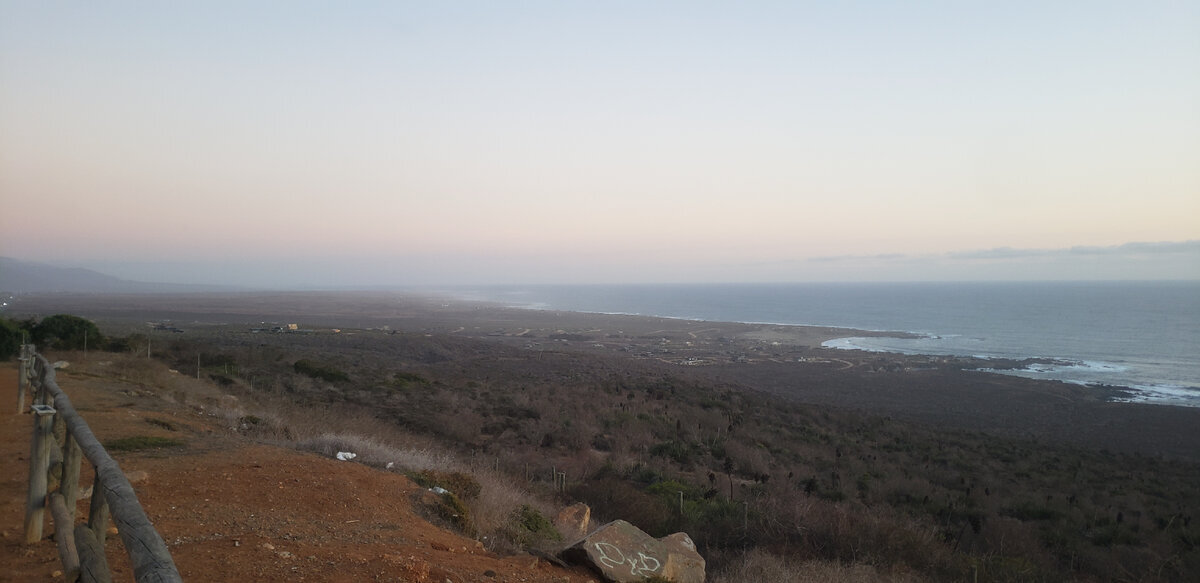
[560,519,705,583]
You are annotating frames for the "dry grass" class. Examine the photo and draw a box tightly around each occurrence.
[202,391,560,552]
[64,349,564,553]
[710,549,922,583]
[292,430,557,550]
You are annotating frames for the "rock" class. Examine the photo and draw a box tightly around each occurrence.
[554,502,591,540]
[560,520,705,583]
[125,470,150,484]
[659,533,705,583]
[52,361,69,369]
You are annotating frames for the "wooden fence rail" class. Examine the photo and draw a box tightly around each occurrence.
[18,345,182,583]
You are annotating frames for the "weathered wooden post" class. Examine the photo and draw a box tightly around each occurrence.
[49,492,81,579]
[62,432,83,512]
[17,344,30,413]
[25,403,57,543]
[75,523,112,583]
[87,472,110,546]
[34,358,50,407]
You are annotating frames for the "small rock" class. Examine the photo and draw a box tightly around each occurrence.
[107,526,118,535]
[262,543,275,551]
[483,570,496,578]
[52,570,63,578]
[125,470,150,484]
[430,541,450,552]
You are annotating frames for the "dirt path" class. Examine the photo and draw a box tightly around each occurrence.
[1,365,594,582]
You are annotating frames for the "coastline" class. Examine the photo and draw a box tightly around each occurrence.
[9,289,1195,407]
[501,299,1198,408]
[7,290,1200,458]
[466,281,1200,404]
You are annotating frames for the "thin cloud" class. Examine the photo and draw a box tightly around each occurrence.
[808,253,910,263]
[949,240,1200,261]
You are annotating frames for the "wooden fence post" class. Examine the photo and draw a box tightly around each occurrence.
[62,433,83,513]
[25,404,57,543]
[87,472,110,547]
[75,524,112,583]
[17,345,29,413]
[25,350,182,582]
[49,492,81,580]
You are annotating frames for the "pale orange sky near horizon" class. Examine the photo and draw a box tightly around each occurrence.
[2,2,1198,286]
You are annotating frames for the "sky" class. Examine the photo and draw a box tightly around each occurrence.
[1,1,1198,287]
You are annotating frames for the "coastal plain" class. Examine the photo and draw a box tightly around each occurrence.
[11,291,1199,460]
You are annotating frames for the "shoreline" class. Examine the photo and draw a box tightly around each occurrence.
[7,290,1197,409]
[502,300,1199,409]
[7,290,1200,458]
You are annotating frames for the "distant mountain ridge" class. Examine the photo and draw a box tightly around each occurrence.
[0,257,240,294]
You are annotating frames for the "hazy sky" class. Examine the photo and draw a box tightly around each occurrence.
[2,1,1198,286]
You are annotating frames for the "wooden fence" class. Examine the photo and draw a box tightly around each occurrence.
[18,345,182,583]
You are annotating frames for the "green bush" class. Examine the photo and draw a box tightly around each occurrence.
[436,491,476,536]
[507,504,562,547]
[391,371,430,388]
[650,440,702,465]
[30,314,102,351]
[293,359,349,382]
[0,318,21,359]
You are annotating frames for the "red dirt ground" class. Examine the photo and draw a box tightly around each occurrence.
[0,366,596,582]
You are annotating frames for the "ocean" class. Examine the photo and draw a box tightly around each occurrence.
[456,281,1200,407]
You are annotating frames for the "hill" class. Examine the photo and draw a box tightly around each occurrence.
[0,362,595,582]
[0,257,238,294]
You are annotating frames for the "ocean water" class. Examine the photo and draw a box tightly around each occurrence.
[456,282,1200,407]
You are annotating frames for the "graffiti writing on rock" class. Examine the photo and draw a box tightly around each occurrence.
[593,541,662,577]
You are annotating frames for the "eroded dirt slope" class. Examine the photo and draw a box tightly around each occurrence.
[1,366,594,582]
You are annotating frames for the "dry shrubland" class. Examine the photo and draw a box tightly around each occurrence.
[51,327,1200,582]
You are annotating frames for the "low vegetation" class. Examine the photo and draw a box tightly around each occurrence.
[104,435,186,452]
[15,321,1200,582]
